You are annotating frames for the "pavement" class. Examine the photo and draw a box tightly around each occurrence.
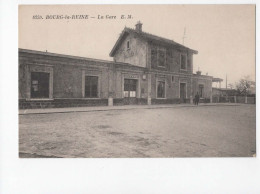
[19,103,241,115]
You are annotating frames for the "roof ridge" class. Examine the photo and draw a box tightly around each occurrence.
[124,27,195,52]
[110,26,198,56]
[125,27,180,45]
[19,48,114,63]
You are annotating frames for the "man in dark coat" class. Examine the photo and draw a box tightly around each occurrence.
[195,92,200,106]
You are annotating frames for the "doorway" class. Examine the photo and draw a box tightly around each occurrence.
[180,83,186,103]
[123,79,137,105]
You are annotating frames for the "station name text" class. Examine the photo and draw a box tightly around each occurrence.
[32,14,133,20]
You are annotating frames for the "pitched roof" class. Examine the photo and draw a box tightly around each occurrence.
[109,27,198,57]
[19,48,146,70]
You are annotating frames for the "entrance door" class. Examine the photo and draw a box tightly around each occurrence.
[123,79,137,105]
[180,83,186,103]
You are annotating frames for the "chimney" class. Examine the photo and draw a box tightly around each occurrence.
[135,21,143,32]
[196,70,201,75]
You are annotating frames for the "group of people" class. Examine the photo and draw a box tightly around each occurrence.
[194,92,200,106]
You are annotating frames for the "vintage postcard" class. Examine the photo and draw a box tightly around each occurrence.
[18,5,256,158]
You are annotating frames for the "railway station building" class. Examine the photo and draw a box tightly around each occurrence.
[19,22,214,109]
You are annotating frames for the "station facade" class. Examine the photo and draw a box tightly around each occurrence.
[19,22,213,109]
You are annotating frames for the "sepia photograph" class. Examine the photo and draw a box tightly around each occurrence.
[18,5,256,158]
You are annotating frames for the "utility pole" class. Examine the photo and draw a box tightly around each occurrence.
[226,74,227,89]
[182,27,186,45]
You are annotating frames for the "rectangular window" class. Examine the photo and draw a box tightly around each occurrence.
[31,72,50,98]
[199,84,204,98]
[151,48,157,68]
[158,49,166,67]
[127,40,130,50]
[130,91,136,97]
[124,91,129,97]
[85,76,98,98]
[157,81,166,98]
[171,76,175,83]
[180,54,187,70]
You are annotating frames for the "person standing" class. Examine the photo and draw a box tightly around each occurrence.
[195,92,200,106]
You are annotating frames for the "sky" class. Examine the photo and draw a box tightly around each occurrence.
[19,5,255,87]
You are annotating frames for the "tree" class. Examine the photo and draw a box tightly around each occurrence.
[235,76,255,96]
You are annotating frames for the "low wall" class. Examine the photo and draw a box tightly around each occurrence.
[114,98,182,105]
[152,98,181,105]
[237,96,255,104]
[236,96,244,103]
[19,98,108,109]
[113,98,148,106]
[197,98,210,103]
[113,98,124,106]
[212,96,255,104]
[247,97,256,104]
[137,98,148,105]
[219,96,235,103]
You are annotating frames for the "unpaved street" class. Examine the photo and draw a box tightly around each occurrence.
[19,104,256,157]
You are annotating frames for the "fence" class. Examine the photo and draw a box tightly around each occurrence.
[212,96,255,104]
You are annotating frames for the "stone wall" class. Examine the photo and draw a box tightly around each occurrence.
[53,64,83,98]
[19,49,149,109]
[113,34,147,68]
[19,50,111,100]
[150,73,192,99]
[19,49,214,109]
[148,43,193,74]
